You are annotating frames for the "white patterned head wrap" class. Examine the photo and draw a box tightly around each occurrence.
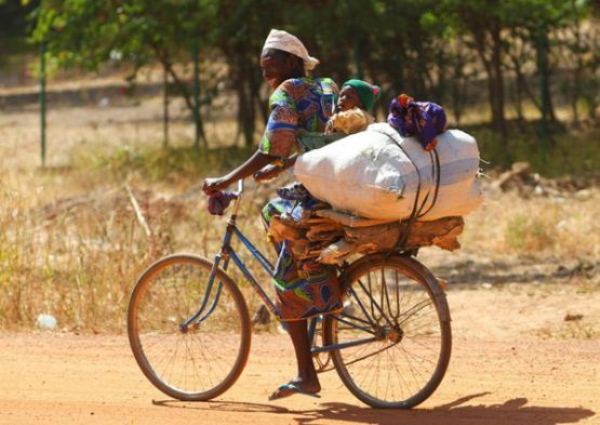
[262,29,320,71]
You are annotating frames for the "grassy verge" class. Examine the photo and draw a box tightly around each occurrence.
[468,120,600,178]
[71,143,255,185]
[1,119,599,331]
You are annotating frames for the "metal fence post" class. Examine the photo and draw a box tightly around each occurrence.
[163,64,169,148]
[193,41,201,148]
[40,41,47,167]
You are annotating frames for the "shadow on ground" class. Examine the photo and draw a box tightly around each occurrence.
[152,393,595,425]
[430,257,598,287]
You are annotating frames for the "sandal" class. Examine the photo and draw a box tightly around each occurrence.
[268,382,321,401]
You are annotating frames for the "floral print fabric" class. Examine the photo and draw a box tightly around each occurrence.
[259,77,338,158]
[262,198,342,321]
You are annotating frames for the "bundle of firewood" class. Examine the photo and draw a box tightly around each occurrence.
[267,205,464,267]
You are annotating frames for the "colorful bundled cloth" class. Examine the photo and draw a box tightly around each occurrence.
[387,94,447,151]
[207,191,237,215]
[259,77,338,158]
[262,198,342,321]
[259,76,342,321]
[276,182,310,201]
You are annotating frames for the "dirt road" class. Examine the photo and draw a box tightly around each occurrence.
[1,282,598,425]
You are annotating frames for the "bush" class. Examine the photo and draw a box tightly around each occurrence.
[504,214,557,253]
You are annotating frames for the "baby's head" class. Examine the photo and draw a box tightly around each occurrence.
[338,79,380,113]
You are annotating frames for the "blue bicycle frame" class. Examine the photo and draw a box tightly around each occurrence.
[180,180,385,355]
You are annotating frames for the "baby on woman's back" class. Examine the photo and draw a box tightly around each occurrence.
[325,79,380,135]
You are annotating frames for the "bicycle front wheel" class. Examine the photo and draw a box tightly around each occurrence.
[323,254,451,409]
[127,254,251,401]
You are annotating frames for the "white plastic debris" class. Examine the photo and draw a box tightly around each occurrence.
[36,314,57,330]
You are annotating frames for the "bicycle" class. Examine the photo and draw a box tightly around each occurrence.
[127,179,452,409]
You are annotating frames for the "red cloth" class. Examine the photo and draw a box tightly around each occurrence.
[207,191,237,215]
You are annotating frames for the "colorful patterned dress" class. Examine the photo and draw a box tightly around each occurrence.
[258,77,342,321]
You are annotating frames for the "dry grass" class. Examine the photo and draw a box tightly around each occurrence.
[0,126,284,329]
[537,320,599,340]
[1,96,599,332]
[0,166,281,331]
[0,95,275,331]
[460,188,600,260]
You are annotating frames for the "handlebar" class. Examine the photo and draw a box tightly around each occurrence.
[229,179,244,218]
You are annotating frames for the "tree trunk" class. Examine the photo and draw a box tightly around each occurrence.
[450,52,467,127]
[509,54,525,124]
[535,27,556,146]
[192,42,207,149]
[434,47,448,103]
[248,66,265,131]
[412,36,431,99]
[472,22,507,143]
[570,7,583,125]
[233,56,255,148]
[490,20,507,141]
[510,50,542,113]
[571,66,581,125]
[152,44,206,145]
[536,29,557,120]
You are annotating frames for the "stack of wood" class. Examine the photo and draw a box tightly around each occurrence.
[267,206,464,267]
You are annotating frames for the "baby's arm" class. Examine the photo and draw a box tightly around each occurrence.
[328,108,371,134]
[324,115,337,134]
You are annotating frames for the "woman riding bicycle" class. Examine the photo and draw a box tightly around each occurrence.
[202,29,342,400]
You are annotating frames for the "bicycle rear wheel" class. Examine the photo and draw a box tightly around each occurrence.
[323,254,451,409]
[127,254,251,401]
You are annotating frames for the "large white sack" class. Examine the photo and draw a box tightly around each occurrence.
[294,123,482,221]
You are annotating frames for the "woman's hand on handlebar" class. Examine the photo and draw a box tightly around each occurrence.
[202,176,231,195]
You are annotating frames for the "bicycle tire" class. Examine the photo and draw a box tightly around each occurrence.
[323,254,451,409]
[127,254,251,401]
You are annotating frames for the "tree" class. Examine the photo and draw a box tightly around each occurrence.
[0,0,39,67]
[442,0,510,142]
[30,0,217,147]
[209,0,283,147]
[23,0,599,154]
[544,0,597,124]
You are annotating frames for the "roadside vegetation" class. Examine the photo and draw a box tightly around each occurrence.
[0,0,598,333]
[1,108,598,332]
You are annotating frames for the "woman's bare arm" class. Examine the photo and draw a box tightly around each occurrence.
[253,154,298,182]
[202,150,277,194]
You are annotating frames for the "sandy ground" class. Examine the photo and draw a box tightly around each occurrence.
[1,86,599,425]
[1,282,599,425]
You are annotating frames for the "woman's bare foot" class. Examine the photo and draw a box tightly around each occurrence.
[289,375,321,394]
[268,377,321,400]
[273,320,321,400]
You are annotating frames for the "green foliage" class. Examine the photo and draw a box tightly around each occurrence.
[16,0,600,160]
[31,0,216,70]
[470,122,600,177]
[0,0,38,57]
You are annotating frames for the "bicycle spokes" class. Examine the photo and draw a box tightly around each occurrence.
[326,257,450,408]
[128,256,250,401]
